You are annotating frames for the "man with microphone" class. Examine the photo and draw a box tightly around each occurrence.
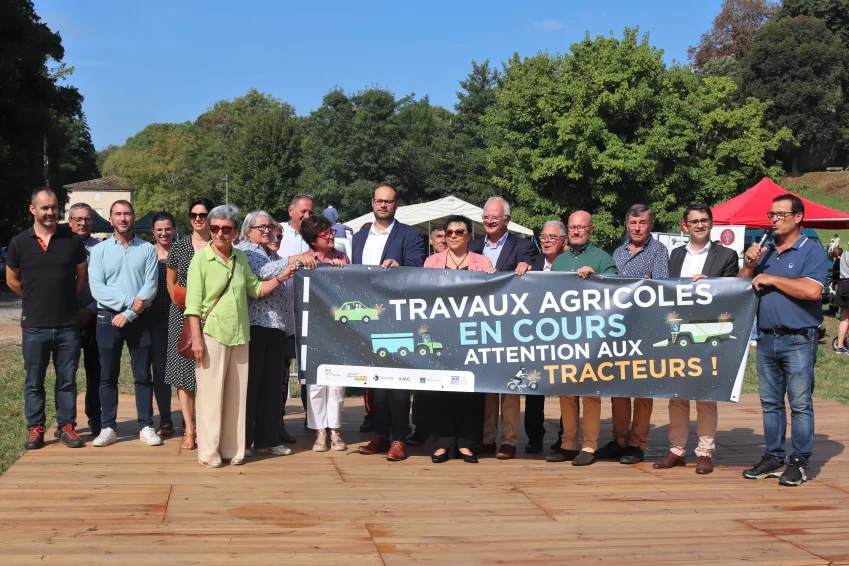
[739,194,828,487]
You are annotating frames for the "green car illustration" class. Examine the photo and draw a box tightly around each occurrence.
[335,301,379,324]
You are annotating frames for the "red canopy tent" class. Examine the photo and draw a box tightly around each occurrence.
[711,177,849,229]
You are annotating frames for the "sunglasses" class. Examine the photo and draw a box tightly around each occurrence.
[210,225,234,235]
[190,212,208,220]
[317,231,335,239]
[445,229,468,237]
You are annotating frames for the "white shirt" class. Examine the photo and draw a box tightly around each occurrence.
[361,220,395,266]
[680,240,711,278]
[281,222,310,336]
[543,258,552,272]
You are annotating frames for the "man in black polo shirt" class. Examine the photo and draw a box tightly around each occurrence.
[739,194,828,487]
[6,188,88,449]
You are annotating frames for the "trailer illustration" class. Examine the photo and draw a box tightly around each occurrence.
[335,301,379,324]
[371,332,443,358]
[653,316,736,348]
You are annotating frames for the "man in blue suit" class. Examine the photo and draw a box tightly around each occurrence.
[355,185,425,462]
[469,197,536,460]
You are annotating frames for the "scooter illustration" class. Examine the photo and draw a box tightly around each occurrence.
[507,367,540,391]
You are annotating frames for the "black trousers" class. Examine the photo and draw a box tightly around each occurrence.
[246,326,285,449]
[411,391,435,435]
[425,392,485,454]
[374,388,411,442]
[81,324,102,430]
[524,394,546,445]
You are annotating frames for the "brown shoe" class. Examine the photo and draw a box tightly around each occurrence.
[653,451,686,469]
[696,455,714,475]
[480,442,497,454]
[496,444,516,460]
[386,441,407,461]
[357,435,389,455]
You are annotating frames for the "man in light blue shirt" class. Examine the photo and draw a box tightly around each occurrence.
[88,200,161,448]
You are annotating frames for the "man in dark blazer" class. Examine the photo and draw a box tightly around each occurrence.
[469,197,536,460]
[653,202,738,476]
[355,185,425,462]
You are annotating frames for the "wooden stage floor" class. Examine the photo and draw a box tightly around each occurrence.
[1,394,847,565]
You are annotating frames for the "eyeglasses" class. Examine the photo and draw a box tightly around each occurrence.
[251,224,273,232]
[445,229,468,237]
[766,211,797,220]
[686,219,711,226]
[567,225,592,232]
[540,235,566,241]
[373,198,396,205]
[190,212,208,220]
[482,215,507,222]
[317,231,335,239]
[210,225,234,235]
[70,217,92,223]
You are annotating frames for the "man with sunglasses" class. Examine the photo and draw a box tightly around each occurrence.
[653,203,738,475]
[355,185,425,461]
[739,194,828,487]
[469,196,536,461]
[68,203,103,437]
[88,200,161,448]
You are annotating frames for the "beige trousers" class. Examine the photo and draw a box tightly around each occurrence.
[196,336,249,466]
[559,396,601,452]
[668,399,717,458]
[483,393,520,446]
[611,397,654,450]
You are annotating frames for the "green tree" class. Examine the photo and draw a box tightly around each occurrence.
[486,28,792,242]
[776,0,849,45]
[742,16,849,171]
[0,0,97,240]
[228,104,303,218]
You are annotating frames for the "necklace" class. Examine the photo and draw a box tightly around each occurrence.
[448,251,468,269]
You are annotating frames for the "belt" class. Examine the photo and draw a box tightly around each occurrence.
[760,327,814,336]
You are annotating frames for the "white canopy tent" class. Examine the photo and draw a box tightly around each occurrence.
[344,195,534,239]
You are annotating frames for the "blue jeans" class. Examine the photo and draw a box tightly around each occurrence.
[756,327,817,466]
[96,311,154,432]
[22,326,80,429]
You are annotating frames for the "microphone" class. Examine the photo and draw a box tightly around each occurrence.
[757,228,773,248]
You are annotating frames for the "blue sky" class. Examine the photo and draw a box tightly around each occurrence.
[33,0,723,150]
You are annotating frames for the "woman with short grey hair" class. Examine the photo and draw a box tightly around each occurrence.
[185,204,297,468]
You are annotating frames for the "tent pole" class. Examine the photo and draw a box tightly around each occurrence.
[428,220,431,254]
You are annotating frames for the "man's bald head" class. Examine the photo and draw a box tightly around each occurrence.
[567,210,594,248]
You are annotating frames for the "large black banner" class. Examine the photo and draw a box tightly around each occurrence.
[294,266,756,402]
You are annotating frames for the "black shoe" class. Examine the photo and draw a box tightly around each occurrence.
[619,446,644,464]
[25,426,46,450]
[359,415,374,433]
[572,450,596,466]
[59,424,85,448]
[279,422,296,444]
[525,440,543,454]
[778,455,808,486]
[549,439,562,452]
[595,440,625,461]
[407,430,427,446]
[53,427,62,439]
[546,449,579,462]
[431,451,449,463]
[743,454,785,480]
[461,453,479,464]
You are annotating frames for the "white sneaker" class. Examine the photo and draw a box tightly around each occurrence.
[140,426,164,446]
[92,427,117,447]
[256,445,292,456]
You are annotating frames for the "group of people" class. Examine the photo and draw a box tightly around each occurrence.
[6,183,826,486]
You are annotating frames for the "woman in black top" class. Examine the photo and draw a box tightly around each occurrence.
[151,212,176,436]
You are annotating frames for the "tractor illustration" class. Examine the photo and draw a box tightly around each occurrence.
[507,367,541,391]
[653,312,736,348]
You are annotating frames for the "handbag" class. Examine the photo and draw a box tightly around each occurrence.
[178,260,236,360]
[172,284,187,309]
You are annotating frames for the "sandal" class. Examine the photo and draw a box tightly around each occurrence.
[180,432,197,450]
[312,430,328,452]
[330,429,347,451]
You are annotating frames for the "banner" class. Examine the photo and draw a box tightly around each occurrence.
[294,266,756,402]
